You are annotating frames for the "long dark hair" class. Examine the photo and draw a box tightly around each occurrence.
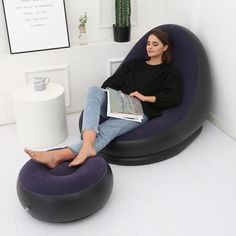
[147,28,173,64]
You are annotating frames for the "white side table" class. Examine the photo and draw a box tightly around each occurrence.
[12,82,68,149]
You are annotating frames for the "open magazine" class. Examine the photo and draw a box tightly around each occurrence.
[106,88,144,122]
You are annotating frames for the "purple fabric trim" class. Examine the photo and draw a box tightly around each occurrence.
[19,156,107,195]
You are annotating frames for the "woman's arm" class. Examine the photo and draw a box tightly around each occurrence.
[153,68,183,109]
[129,91,156,103]
[130,66,183,108]
[101,61,133,90]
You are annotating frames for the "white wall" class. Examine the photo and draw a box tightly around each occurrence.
[0,0,166,125]
[163,0,236,139]
[1,0,236,140]
[192,0,236,140]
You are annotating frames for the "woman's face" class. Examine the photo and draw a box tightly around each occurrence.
[146,34,168,59]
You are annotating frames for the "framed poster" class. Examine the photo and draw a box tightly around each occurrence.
[2,0,70,54]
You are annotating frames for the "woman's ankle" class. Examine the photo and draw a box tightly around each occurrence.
[58,148,77,160]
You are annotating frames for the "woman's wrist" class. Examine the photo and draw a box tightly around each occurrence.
[144,96,156,103]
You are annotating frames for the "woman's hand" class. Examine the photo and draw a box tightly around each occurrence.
[129,91,146,101]
[129,91,156,103]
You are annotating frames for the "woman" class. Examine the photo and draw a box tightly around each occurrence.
[25,28,183,168]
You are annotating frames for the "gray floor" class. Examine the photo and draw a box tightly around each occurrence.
[0,113,236,236]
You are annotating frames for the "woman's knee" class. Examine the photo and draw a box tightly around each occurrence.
[88,86,104,95]
[86,86,107,108]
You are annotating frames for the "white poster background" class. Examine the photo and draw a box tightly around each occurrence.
[2,0,70,53]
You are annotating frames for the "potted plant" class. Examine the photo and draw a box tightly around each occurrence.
[79,12,88,45]
[113,0,131,42]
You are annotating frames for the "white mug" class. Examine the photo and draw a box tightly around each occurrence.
[33,77,50,91]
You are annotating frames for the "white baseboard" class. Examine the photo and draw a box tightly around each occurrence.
[208,112,236,141]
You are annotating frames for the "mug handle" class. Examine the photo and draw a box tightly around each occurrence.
[45,77,50,85]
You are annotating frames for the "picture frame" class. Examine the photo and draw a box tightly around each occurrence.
[2,0,70,54]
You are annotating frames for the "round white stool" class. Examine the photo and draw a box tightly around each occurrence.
[12,82,68,149]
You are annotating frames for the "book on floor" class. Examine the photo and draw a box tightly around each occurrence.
[106,87,144,122]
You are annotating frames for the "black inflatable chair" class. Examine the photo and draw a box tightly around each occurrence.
[80,24,211,165]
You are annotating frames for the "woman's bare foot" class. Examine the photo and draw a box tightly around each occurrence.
[69,144,96,167]
[24,148,75,168]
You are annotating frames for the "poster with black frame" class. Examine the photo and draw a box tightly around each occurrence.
[2,0,70,54]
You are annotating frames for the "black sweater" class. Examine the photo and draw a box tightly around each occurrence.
[101,59,183,118]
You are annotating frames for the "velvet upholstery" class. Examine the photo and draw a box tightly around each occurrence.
[17,156,113,222]
[19,157,107,195]
[113,24,199,140]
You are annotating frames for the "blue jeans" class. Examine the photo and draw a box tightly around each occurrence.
[68,86,149,155]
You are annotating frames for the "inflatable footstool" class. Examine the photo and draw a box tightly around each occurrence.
[17,156,113,223]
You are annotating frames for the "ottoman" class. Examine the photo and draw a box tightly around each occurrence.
[17,156,113,222]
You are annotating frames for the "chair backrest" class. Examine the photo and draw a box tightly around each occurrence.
[117,24,211,140]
